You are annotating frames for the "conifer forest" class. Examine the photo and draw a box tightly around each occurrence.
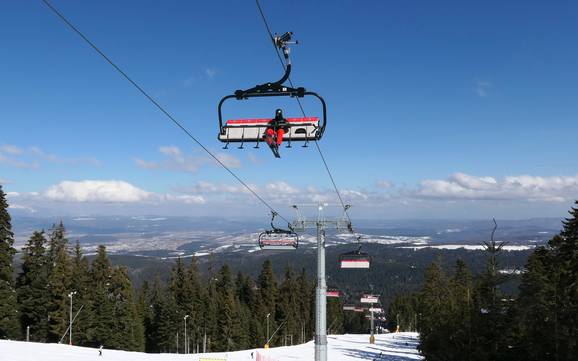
[2,185,578,360]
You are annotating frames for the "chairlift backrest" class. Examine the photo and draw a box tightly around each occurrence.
[360,294,379,304]
[326,290,340,298]
[258,231,298,250]
[339,250,371,269]
[219,117,320,143]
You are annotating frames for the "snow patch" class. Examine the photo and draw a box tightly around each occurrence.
[0,332,422,361]
[400,244,534,251]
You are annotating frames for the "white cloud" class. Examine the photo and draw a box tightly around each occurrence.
[266,181,300,194]
[474,80,491,97]
[136,146,241,173]
[0,153,39,169]
[8,204,37,213]
[414,173,578,202]
[164,194,206,205]
[205,67,217,79]
[215,153,241,168]
[182,67,217,88]
[1,144,23,155]
[44,180,151,203]
[0,145,99,168]
[376,180,392,189]
[342,189,369,200]
[185,181,257,195]
[159,146,181,157]
[182,76,196,88]
[134,158,158,169]
[29,146,100,165]
[246,152,262,165]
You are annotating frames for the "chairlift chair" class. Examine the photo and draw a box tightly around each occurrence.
[326,289,341,298]
[258,231,298,250]
[217,32,326,158]
[360,294,380,304]
[258,211,298,250]
[339,247,371,269]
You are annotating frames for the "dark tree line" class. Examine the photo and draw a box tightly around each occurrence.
[0,185,355,352]
[389,200,578,361]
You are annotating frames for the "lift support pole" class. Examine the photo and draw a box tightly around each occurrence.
[292,204,351,361]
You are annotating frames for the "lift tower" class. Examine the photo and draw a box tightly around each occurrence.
[291,204,351,361]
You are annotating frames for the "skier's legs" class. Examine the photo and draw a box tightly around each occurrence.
[276,129,285,146]
[265,128,275,145]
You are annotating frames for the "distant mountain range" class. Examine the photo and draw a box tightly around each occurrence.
[10,215,563,258]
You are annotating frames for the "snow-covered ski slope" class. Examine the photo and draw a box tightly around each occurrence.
[0,333,422,361]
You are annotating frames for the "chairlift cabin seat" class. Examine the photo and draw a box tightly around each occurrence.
[258,211,298,250]
[326,289,340,298]
[219,117,321,144]
[339,249,371,269]
[258,231,298,250]
[360,294,379,304]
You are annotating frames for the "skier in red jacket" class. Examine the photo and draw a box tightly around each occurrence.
[264,109,289,158]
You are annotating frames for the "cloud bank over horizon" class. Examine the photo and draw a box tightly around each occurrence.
[4,172,577,219]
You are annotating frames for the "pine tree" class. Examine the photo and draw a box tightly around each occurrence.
[554,201,578,359]
[387,293,418,332]
[515,247,557,361]
[16,231,50,342]
[448,259,474,361]
[215,264,236,351]
[144,277,163,352]
[278,265,306,343]
[70,241,92,346]
[89,245,115,348]
[234,272,251,349]
[148,279,179,353]
[46,222,72,343]
[418,259,451,360]
[514,201,578,361]
[471,226,511,361]
[296,268,313,343]
[258,260,278,345]
[0,185,20,339]
[247,275,265,348]
[186,257,204,352]
[136,280,150,351]
[170,257,191,315]
[109,267,144,351]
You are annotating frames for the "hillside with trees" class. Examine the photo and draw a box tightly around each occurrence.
[389,201,578,361]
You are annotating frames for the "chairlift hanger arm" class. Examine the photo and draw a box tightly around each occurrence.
[235,31,296,98]
[268,211,294,234]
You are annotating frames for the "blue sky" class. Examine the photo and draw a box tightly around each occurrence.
[1,0,578,219]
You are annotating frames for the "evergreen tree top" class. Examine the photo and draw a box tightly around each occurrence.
[561,200,578,239]
[0,185,14,245]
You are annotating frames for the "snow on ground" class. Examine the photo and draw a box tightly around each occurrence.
[400,244,534,251]
[335,234,430,246]
[0,333,421,361]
